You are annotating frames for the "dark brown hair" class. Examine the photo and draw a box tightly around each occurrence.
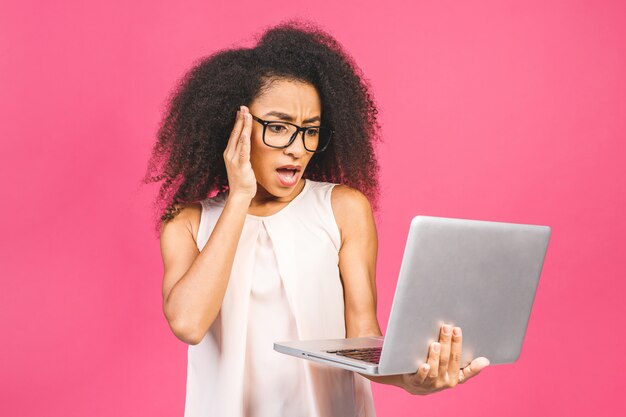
[143,19,382,235]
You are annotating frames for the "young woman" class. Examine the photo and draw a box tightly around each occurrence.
[145,20,489,417]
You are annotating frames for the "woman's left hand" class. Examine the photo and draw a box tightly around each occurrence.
[400,324,490,395]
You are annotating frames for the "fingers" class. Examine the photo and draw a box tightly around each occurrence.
[234,108,252,162]
[459,357,490,384]
[426,342,440,381]
[224,105,247,159]
[408,325,487,395]
[448,327,463,385]
[414,363,430,385]
[437,324,452,378]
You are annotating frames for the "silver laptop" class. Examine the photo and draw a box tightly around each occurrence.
[274,215,551,376]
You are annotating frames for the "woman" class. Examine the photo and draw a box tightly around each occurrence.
[145,20,489,417]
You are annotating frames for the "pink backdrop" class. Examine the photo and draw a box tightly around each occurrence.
[1,1,624,416]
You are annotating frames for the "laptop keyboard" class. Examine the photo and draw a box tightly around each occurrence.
[326,347,382,364]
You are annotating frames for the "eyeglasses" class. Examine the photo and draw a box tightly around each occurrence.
[250,114,333,153]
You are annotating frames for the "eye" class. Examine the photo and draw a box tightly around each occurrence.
[268,124,287,133]
[305,127,320,136]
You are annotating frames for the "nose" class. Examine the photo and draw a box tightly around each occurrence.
[283,131,308,158]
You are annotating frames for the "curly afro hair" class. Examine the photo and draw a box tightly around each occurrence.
[143,19,382,235]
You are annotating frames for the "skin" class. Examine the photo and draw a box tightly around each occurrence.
[160,77,489,395]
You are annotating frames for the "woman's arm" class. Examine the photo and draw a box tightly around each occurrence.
[332,184,381,338]
[160,108,257,345]
[331,185,489,393]
[331,185,402,387]
[160,194,251,345]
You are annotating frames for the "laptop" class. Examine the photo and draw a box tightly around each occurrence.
[274,215,551,376]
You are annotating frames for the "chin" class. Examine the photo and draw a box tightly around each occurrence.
[271,184,297,197]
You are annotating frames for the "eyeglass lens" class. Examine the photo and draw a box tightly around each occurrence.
[264,122,331,152]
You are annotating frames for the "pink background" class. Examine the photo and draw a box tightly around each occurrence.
[1,1,624,416]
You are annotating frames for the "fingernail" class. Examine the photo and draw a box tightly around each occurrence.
[423,364,430,372]
[433,343,440,353]
[443,325,452,335]
[453,327,461,336]
[240,105,244,112]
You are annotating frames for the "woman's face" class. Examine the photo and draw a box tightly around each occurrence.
[248,78,321,201]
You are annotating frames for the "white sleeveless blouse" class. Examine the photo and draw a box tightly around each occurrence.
[185,179,376,417]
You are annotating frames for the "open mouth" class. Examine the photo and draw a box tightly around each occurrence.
[276,167,300,185]
[276,168,298,178]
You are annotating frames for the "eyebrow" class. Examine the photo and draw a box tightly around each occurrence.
[262,111,321,124]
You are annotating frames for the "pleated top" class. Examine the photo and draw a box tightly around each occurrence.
[184,179,376,417]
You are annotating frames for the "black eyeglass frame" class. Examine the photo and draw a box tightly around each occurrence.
[250,114,333,153]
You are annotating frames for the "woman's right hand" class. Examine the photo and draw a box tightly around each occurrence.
[223,105,257,201]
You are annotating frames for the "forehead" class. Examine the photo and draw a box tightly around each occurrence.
[252,78,321,112]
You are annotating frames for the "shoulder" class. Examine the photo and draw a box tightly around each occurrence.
[330,184,372,213]
[159,202,203,244]
[330,184,375,243]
